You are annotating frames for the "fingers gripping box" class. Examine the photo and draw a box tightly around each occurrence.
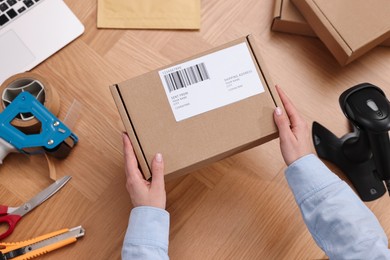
[110,35,280,180]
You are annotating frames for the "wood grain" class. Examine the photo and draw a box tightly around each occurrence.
[1,0,389,259]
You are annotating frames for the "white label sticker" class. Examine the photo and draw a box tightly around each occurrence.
[158,42,265,121]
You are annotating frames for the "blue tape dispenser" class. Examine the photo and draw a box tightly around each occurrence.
[0,92,78,163]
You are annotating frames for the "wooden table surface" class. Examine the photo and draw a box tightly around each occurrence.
[1,0,390,259]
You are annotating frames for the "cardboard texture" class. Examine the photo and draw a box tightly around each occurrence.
[110,35,280,180]
[291,0,390,65]
[97,0,200,29]
[272,0,316,37]
[271,0,390,47]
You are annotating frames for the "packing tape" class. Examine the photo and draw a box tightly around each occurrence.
[44,153,57,180]
[0,72,61,133]
[0,72,62,180]
[45,101,82,180]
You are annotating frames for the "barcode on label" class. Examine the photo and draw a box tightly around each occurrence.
[164,63,210,93]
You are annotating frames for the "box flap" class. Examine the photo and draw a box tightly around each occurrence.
[110,84,152,179]
[292,0,390,65]
[314,0,390,51]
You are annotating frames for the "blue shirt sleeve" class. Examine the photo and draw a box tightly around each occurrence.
[122,206,170,260]
[285,154,390,259]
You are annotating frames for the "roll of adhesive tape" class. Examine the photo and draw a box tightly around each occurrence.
[0,72,60,133]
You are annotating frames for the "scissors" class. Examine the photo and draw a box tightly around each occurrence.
[0,176,71,240]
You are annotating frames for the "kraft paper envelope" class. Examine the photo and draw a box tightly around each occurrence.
[97,0,201,29]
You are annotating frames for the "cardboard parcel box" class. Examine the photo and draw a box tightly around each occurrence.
[272,0,317,37]
[271,0,390,47]
[110,35,280,180]
[291,0,390,65]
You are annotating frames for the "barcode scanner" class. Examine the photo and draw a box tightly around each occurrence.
[312,83,390,201]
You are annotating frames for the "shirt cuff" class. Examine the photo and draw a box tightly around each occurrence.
[285,154,342,205]
[125,206,170,250]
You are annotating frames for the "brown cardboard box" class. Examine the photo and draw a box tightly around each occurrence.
[272,0,316,37]
[272,0,390,47]
[290,0,390,65]
[110,35,280,180]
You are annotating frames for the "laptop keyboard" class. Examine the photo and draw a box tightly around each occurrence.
[0,0,41,28]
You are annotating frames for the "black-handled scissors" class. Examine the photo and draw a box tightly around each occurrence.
[0,176,71,240]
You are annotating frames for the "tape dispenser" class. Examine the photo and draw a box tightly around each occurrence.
[0,73,78,163]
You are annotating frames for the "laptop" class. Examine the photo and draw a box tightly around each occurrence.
[0,0,84,84]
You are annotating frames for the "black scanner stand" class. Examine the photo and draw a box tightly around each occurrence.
[312,83,390,201]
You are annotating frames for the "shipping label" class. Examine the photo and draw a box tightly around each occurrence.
[158,42,265,121]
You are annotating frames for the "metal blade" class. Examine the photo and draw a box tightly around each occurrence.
[12,176,71,217]
[25,226,85,253]
[3,226,84,259]
[44,136,77,159]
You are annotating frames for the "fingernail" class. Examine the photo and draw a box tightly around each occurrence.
[156,153,163,163]
[275,107,282,116]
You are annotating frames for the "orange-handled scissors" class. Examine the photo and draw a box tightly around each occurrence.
[0,176,71,240]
